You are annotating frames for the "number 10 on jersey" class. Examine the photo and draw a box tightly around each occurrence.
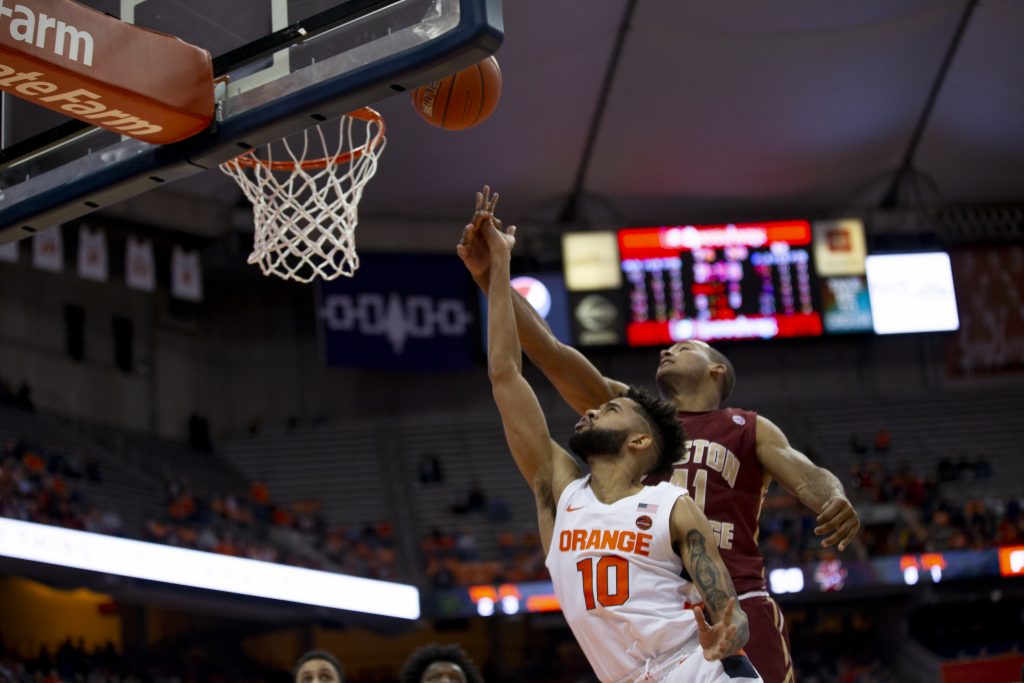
[577,556,630,610]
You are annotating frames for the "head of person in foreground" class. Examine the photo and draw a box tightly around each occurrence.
[293,650,344,683]
[399,643,485,683]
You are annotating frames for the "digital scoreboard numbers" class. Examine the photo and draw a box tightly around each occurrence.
[618,221,824,345]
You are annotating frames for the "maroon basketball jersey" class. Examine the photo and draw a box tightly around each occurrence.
[672,408,769,594]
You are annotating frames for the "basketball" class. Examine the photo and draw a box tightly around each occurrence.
[410,56,502,131]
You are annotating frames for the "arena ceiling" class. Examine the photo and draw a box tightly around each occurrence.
[106,0,1024,243]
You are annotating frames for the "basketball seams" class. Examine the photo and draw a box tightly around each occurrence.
[475,62,486,128]
[411,56,501,130]
[439,73,458,129]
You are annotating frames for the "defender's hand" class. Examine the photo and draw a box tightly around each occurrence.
[481,215,516,257]
[814,496,860,551]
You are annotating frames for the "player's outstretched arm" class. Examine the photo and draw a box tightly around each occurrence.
[671,494,749,661]
[756,416,861,551]
[457,186,626,415]
[481,216,580,507]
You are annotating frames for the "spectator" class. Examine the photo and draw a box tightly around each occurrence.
[417,452,443,484]
[293,650,344,683]
[14,383,35,412]
[187,413,212,452]
[400,644,485,683]
[873,428,891,452]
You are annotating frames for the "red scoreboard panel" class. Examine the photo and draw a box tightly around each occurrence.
[618,221,824,345]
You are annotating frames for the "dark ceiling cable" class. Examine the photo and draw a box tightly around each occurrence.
[558,0,639,225]
[881,0,978,208]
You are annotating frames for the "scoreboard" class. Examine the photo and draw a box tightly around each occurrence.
[555,216,957,348]
[617,221,823,345]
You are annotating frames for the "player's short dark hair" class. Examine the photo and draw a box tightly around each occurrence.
[706,344,735,404]
[293,650,344,682]
[399,643,484,683]
[626,385,686,480]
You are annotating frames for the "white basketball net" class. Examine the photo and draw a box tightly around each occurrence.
[220,109,386,283]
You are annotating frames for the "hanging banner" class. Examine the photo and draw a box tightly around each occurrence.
[0,240,17,262]
[125,237,155,292]
[171,245,202,301]
[32,226,63,272]
[77,226,108,281]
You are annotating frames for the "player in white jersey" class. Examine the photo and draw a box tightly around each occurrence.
[469,215,762,683]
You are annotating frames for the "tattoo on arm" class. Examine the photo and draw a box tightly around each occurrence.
[685,530,733,613]
[685,530,749,652]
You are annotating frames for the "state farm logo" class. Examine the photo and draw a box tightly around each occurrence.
[319,293,472,354]
[0,0,95,65]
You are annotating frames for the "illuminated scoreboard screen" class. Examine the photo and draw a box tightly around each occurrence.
[618,221,824,345]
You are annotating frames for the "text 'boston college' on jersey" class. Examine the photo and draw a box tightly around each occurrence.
[545,477,699,683]
[672,408,768,595]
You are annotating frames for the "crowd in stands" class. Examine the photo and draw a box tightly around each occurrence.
[0,638,275,683]
[5,401,1023,592]
[0,422,397,583]
[760,453,1023,568]
[0,379,35,414]
[422,527,548,588]
[145,476,399,580]
[0,439,119,536]
[416,463,546,588]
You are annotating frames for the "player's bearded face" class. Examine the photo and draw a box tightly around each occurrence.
[569,427,631,461]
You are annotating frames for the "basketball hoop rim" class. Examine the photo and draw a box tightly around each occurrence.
[223,107,386,172]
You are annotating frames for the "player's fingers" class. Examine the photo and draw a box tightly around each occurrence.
[834,519,860,550]
[705,628,727,661]
[489,191,500,213]
[839,520,861,551]
[817,506,855,535]
[693,607,709,632]
[472,209,491,226]
[811,497,843,524]
[822,518,857,547]
[507,225,517,237]
[721,597,735,625]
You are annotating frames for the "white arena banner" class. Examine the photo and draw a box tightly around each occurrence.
[0,518,420,619]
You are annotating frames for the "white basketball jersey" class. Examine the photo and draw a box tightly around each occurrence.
[545,477,700,683]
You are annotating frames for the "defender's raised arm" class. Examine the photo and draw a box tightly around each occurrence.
[459,186,626,414]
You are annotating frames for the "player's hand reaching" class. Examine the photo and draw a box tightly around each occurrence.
[481,213,516,260]
[457,185,501,280]
[814,495,860,551]
[693,598,745,661]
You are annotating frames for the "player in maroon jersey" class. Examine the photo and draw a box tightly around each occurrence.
[458,187,861,683]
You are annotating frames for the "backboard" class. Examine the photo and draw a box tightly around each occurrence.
[0,0,503,242]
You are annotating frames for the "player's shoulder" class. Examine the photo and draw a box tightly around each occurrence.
[721,406,758,422]
[647,480,690,505]
[694,406,758,428]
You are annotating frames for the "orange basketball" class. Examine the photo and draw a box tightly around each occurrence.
[410,56,502,131]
